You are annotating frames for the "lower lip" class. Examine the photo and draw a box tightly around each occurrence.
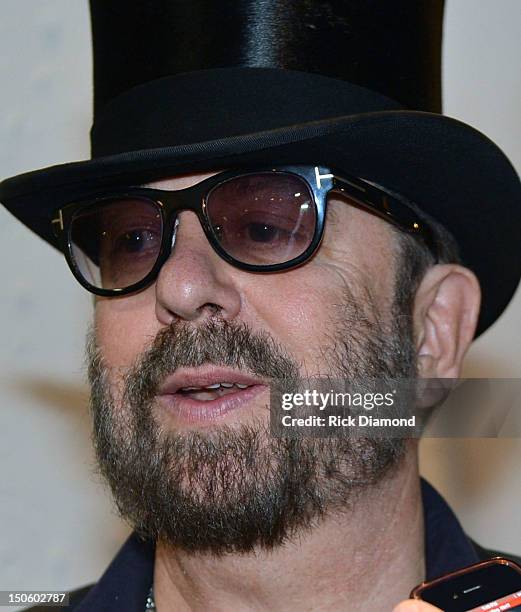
[157,384,268,425]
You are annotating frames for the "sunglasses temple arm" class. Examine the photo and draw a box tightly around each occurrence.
[332,176,439,262]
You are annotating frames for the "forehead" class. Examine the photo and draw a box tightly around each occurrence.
[145,170,219,190]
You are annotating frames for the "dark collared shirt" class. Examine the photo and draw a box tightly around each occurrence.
[71,478,481,611]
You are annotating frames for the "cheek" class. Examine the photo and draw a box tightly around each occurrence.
[244,221,397,368]
[245,270,343,366]
[94,288,160,372]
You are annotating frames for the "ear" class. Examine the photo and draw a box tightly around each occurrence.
[412,264,481,379]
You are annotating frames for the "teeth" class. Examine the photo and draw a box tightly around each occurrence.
[179,382,252,392]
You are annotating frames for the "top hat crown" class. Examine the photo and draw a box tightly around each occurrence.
[90,0,444,118]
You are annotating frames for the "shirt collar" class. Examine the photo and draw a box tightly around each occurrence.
[76,477,478,610]
[421,477,479,580]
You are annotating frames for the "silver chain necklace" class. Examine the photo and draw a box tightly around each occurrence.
[145,586,156,610]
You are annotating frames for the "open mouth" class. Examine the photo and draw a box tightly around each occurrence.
[177,381,252,401]
[157,369,268,424]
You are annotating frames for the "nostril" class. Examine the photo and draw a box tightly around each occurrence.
[198,303,222,316]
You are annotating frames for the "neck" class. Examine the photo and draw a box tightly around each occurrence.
[154,444,424,611]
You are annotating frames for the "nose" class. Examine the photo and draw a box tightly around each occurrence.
[154,211,242,324]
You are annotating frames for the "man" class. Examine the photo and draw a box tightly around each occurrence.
[2,1,521,610]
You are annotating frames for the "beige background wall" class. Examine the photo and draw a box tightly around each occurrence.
[0,1,520,607]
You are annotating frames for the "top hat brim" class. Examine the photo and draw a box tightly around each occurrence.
[1,108,520,338]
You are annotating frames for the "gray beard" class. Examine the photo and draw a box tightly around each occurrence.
[86,290,416,554]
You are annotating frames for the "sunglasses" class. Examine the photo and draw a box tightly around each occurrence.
[51,165,437,296]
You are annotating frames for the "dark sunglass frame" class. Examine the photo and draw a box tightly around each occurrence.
[51,165,438,297]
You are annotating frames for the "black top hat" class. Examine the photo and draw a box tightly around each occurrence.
[1,0,520,336]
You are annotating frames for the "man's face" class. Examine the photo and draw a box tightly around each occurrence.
[87,170,417,553]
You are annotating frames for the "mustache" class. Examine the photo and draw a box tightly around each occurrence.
[101,318,302,409]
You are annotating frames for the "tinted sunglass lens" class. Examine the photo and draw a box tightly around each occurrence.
[206,173,316,266]
[69,197,162,290]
